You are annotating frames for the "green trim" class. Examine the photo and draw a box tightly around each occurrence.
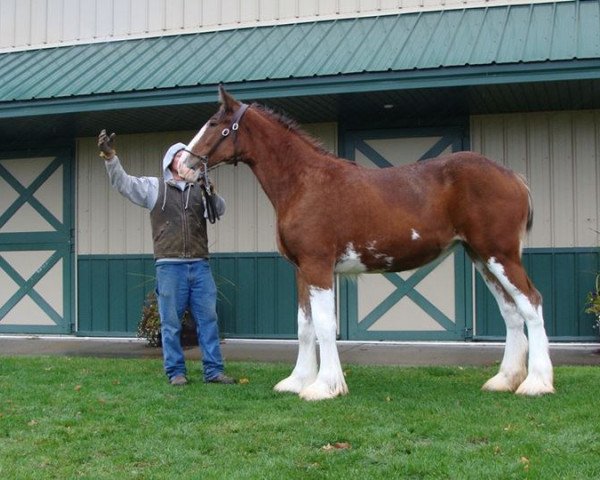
[477,336,599,343]
[76,331,137,338]
[0,233,70,245]
[1,60,600,119]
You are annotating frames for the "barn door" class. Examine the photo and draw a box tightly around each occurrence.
[340,129,472,341]
[0,151,73,334]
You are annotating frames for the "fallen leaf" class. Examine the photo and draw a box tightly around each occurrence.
[239,378,250,384]
[28,419,38,426]
[334,442,351,450]
[74,385,82,392]
[322,442,351,451]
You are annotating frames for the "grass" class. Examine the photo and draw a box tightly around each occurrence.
[0,357,599,479]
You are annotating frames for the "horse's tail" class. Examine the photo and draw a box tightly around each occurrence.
[516,173,534,232]
[526,188,534,232]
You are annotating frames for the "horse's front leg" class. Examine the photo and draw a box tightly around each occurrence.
[299,283,348,401]
[274,275,318,394]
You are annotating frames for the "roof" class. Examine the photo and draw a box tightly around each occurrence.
[0,0,599,120]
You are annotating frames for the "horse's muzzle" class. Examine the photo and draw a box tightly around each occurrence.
[177,162,201,183]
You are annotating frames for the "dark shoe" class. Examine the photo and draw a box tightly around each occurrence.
[205,373,236,384]
[170,375,188,386]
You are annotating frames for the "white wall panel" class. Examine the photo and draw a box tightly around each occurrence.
[471,111,600,248]
[0,0,566,52]
[77,122,337,254]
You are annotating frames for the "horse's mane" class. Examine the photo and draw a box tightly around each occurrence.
[251,103,342,160]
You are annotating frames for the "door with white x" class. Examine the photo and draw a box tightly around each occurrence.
[0,152,73,333]
[340,128,472,341]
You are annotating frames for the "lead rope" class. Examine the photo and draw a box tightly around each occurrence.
[201,160,220,224]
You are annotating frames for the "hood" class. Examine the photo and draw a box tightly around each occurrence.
[162,142,187,182]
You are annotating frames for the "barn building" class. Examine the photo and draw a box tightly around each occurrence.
[0,0,599,341]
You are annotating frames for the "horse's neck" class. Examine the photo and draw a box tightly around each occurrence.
[243,124,327,212]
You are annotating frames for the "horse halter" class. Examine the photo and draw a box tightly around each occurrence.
[181,102,249,224]
[183,102,250,168]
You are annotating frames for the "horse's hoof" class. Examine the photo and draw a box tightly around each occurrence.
[274,375,309,394]
[515,376,555,396]
[482,370,527,393]
[299,380,348,401]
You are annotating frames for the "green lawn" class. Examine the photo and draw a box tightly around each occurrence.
[0,357,599,479]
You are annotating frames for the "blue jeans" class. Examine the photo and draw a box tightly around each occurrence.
[155,260,224,381]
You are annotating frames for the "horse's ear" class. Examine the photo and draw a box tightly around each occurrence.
[218,85,238,113]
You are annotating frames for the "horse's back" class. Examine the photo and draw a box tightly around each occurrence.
[368,151,532,253]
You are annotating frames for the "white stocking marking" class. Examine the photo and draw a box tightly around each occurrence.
[475,262,527,392]
[299,287,348,400]
[273,306,317,394]
[487,258,554,395]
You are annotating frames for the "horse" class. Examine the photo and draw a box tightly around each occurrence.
[178,85,554,401]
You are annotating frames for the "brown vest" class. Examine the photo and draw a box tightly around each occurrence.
[150,181,208,259]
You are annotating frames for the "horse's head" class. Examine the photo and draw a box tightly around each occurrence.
[178,86,249,182]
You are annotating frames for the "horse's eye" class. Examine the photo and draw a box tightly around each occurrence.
[208,120,218,127]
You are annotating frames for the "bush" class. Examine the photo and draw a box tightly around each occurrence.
[585,274,600,336]
[137,291,197,347]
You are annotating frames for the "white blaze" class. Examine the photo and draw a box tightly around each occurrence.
[178,122,209,181]
[188,122,209,150]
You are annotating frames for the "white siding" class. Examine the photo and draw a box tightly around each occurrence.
[0,0,569,52]
[471,111,600,248]
[76,122,337,254]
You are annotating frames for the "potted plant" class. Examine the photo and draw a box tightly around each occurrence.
[137,291,197,347]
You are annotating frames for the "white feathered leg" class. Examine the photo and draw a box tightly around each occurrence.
[487,258,554,395]
[299,286,348,401]
[273,306,318,394]
[476,263,528,392]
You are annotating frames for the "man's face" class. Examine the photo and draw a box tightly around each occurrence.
[170,151,184,172]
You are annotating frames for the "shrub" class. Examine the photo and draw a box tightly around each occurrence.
[585,274,600,335]
[137,291,197,347]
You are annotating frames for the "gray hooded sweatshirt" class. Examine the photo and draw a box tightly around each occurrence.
[105,142,225,261]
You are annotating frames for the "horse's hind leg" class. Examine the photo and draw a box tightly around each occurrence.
[274,274,318,394]
[474,261,528,392]
[485,256,554,395]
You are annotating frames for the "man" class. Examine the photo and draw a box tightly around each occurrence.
[98,129,235,386]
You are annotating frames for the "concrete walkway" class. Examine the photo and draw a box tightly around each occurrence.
[1,335,598,366]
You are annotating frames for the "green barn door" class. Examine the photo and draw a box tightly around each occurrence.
[340,129,472,341]
[0,151,73,334]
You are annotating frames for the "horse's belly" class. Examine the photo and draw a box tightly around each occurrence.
[334,237,452,274]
